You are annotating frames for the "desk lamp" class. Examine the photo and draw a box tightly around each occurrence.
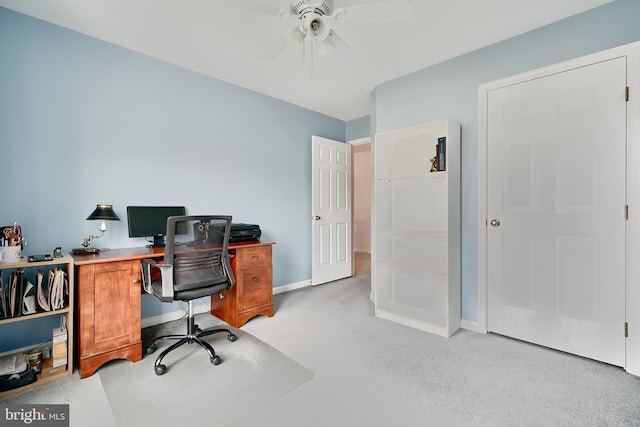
[73,204,120,254]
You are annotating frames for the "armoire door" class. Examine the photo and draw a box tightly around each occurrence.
[487,56,627,366]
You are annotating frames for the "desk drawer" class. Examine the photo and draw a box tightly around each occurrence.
[241,267,271,309]
[241,246,269,269]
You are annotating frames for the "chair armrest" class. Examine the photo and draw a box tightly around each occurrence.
[222,254,236,288]
[141,258,175,301]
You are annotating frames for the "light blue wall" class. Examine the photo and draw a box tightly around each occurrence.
[372,0,640,322]
[0,6,344,348]
[346,115,370,140]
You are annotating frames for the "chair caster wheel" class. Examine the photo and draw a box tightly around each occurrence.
[155,364,167,375]
[228,333,237,342]
[212,355,222,365]
[146,345,156,355]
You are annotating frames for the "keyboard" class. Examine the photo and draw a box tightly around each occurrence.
[28,254,53,263]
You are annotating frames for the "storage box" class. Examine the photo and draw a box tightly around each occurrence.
[40,357,66,379]
[52,327,67,368]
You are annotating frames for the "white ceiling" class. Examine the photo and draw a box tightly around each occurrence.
[0,0,614,121]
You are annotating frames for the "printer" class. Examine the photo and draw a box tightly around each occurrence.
[229,223,261,243]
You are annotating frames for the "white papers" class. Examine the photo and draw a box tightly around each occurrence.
[48,268,67,311]
[22,280,36,315]
[0,353,28,376]
[36,269,50,312]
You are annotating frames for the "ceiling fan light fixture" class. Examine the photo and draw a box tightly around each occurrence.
[305,13,330,41]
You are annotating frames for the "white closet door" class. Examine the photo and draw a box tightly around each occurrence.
[487,57,627,366]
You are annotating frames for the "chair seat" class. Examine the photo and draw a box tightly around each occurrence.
[150,279,230,302]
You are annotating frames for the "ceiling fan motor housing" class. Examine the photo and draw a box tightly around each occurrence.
[290,0,333,16]
[292,1,333,41]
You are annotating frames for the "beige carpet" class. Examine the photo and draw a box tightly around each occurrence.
[99,315,313,427]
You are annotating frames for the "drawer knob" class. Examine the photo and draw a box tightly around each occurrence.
[132,279,140,284]
[252,277,260,282]
[252,256,260,260]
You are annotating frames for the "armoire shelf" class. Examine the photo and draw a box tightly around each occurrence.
[374,118,461,338]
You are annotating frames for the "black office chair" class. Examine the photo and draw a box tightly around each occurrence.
[141,215,237,375]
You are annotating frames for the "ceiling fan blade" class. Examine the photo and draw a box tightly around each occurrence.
[213,0,289,17]
[330,0,411,23]
[260,27,305,60]
[316,29,354,58]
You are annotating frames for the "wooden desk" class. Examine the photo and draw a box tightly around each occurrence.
[72,241,274,378]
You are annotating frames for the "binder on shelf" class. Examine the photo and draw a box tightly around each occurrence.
[0,271,6,319]
[16,270,25,317]
[9,271,18,317]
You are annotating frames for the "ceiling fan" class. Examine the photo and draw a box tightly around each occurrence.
[221,0,411,77]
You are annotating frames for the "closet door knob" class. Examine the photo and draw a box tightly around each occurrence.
[490,219,501,227]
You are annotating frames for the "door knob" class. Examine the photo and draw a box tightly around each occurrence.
[313,216,321,220]
[490,219,500,227]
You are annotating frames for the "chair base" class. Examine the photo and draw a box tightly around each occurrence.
[145,301,237,375]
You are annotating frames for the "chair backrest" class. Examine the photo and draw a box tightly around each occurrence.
[164,215,234,294]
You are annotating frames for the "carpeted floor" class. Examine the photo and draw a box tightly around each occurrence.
[2,253,640,426]
[0,317,313,427]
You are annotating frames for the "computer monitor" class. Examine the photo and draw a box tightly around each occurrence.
[126,206,186,248]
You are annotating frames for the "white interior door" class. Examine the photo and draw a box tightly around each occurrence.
[487,57,627,366]
[312,136,352,285]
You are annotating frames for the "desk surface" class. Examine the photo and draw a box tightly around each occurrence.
[71,241,275,265]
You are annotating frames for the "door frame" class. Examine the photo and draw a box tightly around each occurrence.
[477,40,640,375]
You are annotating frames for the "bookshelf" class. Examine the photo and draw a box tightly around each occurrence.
[0,254,74,397]
[374,119,461,337]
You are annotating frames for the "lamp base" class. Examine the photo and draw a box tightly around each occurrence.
[72,247,100,255]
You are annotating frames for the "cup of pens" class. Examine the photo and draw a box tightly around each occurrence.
[0,224,26,263]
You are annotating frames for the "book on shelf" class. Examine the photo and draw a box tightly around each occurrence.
[437,136,446,171]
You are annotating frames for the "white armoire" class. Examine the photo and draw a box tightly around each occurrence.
[374,119,461,337]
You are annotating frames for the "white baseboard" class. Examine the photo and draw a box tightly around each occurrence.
[141,280,312,328]
[273,279,311,295]
[461,319,486,334]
